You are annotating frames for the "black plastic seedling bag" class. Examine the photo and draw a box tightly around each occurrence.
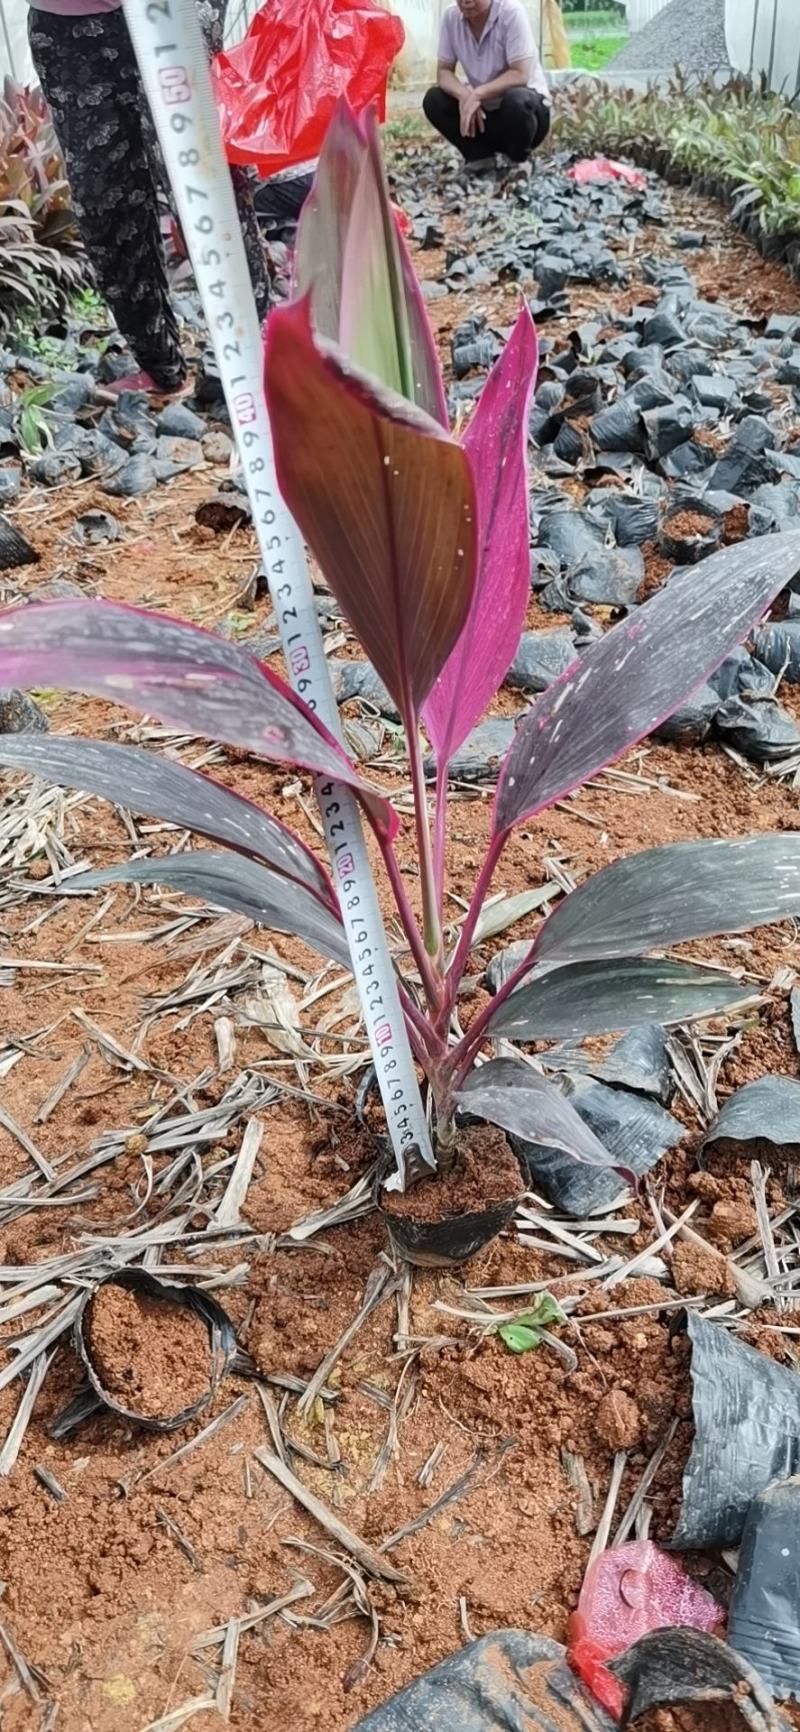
[537,508,605,565]
[754,621,800,683]
[541,1024,672,1104]
[68,1268,240,1434]
[589,396,645,454]
[610,1629,790,1731]
[0,515,38,572]
[514,1075,683,1217]
[642,401,694,460]
[505,629,576,694]
[728,1476,800,1700]
[714,694,800,764]
[672,1313,800,1551]
[702,1075,800,1164]
[584,489,661,547]
[709,647,776,702]
[628,373,674,413]
[653,683,721,745]
[354,1632,614,1732]
[558,548,643,609]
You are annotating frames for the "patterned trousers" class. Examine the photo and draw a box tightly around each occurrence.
[28,2,269,391]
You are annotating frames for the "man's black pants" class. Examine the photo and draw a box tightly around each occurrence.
[422,85,551,163]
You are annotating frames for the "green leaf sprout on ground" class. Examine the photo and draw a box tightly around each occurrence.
[497,1294,567,1354]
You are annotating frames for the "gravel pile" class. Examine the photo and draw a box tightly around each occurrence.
[609,0,731,75]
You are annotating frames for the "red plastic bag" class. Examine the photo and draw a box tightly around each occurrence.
[212,0,405,178]
[568,157,647,190]
[566,1542,723,1720]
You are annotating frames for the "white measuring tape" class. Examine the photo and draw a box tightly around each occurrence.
[123,0,432,1176]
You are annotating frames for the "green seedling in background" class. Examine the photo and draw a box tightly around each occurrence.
[497,1294,567,1354]
[17,382,56,454]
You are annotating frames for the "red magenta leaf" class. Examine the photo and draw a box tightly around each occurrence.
[0,598,395,836]
[265,298,476,728]
[423,306,538,763]
[494,530,800,835]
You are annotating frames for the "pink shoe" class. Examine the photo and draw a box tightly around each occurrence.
[106,370,159,394]
[105,371,193,399]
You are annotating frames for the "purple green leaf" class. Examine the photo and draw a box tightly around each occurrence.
[295,101,447,426]
[395,221,449,428]
[488,957,746,1041]
[339,110,415,403]
[293,98,367,347]
[77,852,350,966]
[265,298,476,728]
[534,834,800,967]
[423,306,539,764]
[0,734,336,907]
[0,598,395,837]
[493,531,800,835]
[456,1056,632,1182]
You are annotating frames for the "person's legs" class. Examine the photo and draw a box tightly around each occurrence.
[28,8,186,392]
[423,85,495,162]
[196,0,270,320]
[483,89,551,162]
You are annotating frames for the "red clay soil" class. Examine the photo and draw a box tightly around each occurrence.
[84,1284,211,1420]
[662,510,716,538]
[0,152,798,1732]
[383,1126,523,1220]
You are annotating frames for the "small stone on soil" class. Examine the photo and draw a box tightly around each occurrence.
[706,1198,757,1247]
[671,1240,735,1299]
[0,689,47,734]
[594,1388,642,1450]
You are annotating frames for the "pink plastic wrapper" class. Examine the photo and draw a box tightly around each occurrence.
[568,157,647,189]
[567,1541,723,1719]
[212,0,404,178]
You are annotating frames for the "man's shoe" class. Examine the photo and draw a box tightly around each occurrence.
[462,154,501,178]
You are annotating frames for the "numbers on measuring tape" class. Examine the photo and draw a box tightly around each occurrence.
[158,64,190,104]
[233,394,257,426]
[288,645,310,677]
[146,0,170,20]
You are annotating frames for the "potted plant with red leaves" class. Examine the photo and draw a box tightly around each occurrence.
[3,105,800,1264]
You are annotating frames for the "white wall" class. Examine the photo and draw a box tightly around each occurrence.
[726,0,800,94]
[0,0,36,84]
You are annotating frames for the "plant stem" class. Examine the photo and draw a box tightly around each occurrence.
[396,978,446,1064]
[433,760,448,916]
[447,937,539,1087]
[408,724,442,963]
[379,837,443,1015]
[441,829,506,1024]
